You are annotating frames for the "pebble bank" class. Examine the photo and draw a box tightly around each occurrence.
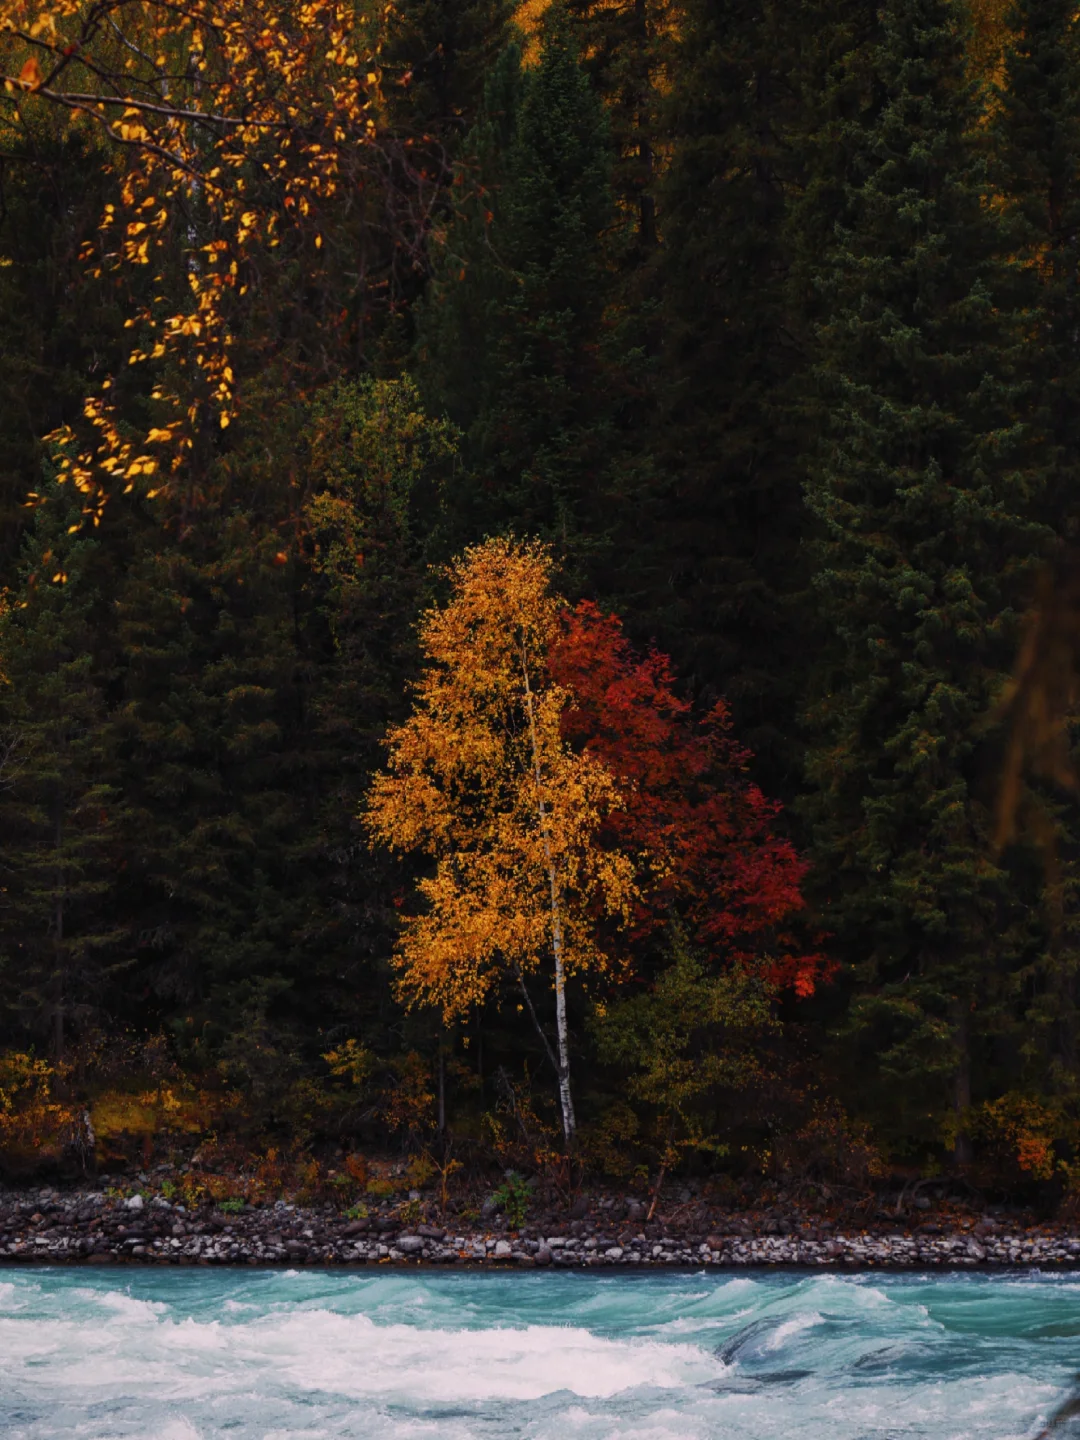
[2,1187,1078,1268]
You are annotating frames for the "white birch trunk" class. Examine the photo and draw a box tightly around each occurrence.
[520,646,576,1146]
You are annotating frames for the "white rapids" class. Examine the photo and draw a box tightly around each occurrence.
[0,1266,1077,1438]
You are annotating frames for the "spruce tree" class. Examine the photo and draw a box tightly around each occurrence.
[996,0,1080,1109]
[416,11,615,563]
[0,121,122,574]
[565,0,671,261]
[381,0,517,144]
[627,0,814,789]
[802,0,1043,1160]
[0,476,121,1058]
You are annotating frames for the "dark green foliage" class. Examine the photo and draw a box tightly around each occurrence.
[381,0,517,142]
[0,476,122,1057]
[0,122,123,573]
[801,0,1045,1157]
[2,0,1080,1187]
[622,0,814,788]
[592,929,777,1164]
[416,14,615,562]
[565,0,670,259]
[996,0,1080,1112]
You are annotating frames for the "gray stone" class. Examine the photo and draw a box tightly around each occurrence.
[397,1235,425,1255]
[126,1194,145,1212]
[535,1245,553,1266]
[493,1239,512,1259]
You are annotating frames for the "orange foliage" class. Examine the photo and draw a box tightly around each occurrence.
[366,537,636,1142]
[366,538,636,1019]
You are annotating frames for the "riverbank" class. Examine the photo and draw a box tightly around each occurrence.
[2,1183,1079,1267]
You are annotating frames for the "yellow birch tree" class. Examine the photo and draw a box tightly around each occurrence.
[365,537,636,1145]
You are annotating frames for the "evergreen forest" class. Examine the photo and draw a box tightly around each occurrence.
[0,0,1078,1210]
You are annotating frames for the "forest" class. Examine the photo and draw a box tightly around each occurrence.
[0,0,1077,1211]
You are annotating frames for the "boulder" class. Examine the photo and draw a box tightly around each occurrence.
[397,1235,425,1256]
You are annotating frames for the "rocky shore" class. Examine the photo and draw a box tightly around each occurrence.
[2,1184,1079,1268]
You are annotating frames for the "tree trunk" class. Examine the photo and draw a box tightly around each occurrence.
[437,1037,446,1139]
[52,804,65,1063]
[520,645,576,1146]
[952,1004,972,1168]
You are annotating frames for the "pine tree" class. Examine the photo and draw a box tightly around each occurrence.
[0,119,122,574]
[380,0,517,144]
[801,0,1044,1160]
[0,476,122,1058]
[416,11,615,563]
[565,0,671,262]
[606,0,817,793]
[995,0,1080,1111]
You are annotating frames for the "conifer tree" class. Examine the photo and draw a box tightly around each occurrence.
[381,0,517,144]
[996,0,1080,1108]
[613,0,815,790]
[0,477,121,1057]
[802,0,1043,1159]
[416,11,615,562]
[565,0,671,261]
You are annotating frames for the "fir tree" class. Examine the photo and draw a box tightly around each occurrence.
[0,476,122,1057]
[417,11,615,563]
[381,0,517,144]
[565,0,671,260]
[628,0,814,788]
[996,0,1080,1110]
[802,0,1043,1160]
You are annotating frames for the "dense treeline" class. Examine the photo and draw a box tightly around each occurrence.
[0,0,1077,1201]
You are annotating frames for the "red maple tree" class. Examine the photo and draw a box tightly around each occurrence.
[551,600,829,997]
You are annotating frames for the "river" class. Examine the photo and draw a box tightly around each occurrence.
[1,1265,1077,1438]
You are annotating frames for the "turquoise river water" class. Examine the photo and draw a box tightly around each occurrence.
[1,1265,1078,1439]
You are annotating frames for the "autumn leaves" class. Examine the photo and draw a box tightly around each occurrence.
[0,0,406,522]
[366,538,818,1146]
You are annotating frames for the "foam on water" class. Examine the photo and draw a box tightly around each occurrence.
[0,1266,1077,1439]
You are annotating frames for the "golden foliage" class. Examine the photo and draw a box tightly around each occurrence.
[972,1091,1063,1182]
[0,1050,78,1158]
[366,536,637,1020]
[0,0,399,518]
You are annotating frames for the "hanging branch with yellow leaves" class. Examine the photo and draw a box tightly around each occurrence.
[0,0,435,522]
